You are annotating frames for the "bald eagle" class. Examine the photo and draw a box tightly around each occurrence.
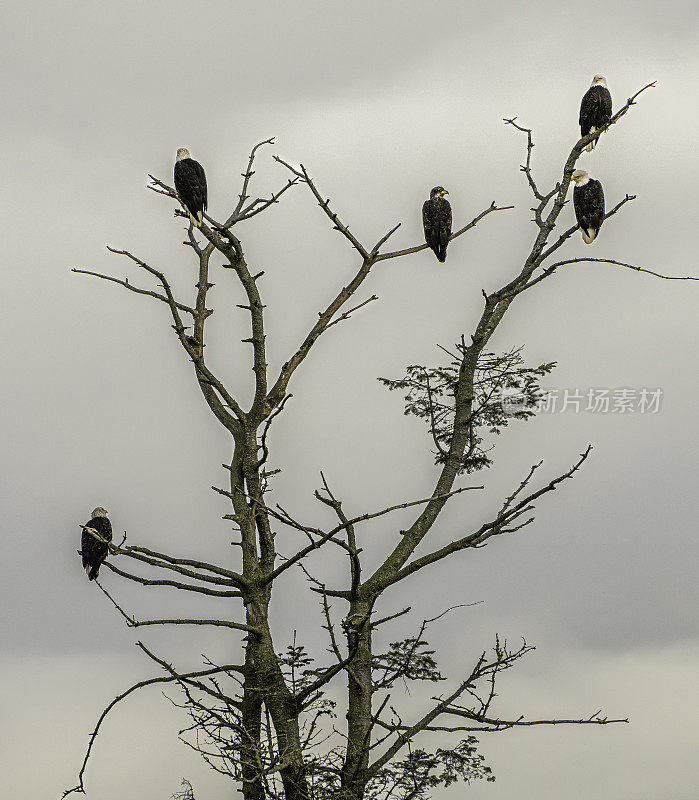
[422,187,452,262]
[81,507,112,581]
[579,76,612,152]
[174,148,207,227]
[572,170,605,244]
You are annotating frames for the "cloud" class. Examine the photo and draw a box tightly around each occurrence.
[7,641,698,798]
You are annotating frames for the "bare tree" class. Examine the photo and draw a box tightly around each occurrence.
[63,81,692,800]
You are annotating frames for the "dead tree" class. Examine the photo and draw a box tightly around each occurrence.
[63,82,693,800]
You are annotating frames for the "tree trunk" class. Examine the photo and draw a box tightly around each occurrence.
[341,598,373,799]
[240,637,265,800]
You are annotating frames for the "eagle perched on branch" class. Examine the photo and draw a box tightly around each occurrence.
[572,170,605,244]
[579,76,612,152]
[174,148,208,227]
[80,507,112,581]
[422,186,452,263]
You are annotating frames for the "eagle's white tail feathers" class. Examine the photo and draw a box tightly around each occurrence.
[582,228,597,244]
[190,212,203,228]
[586,126,597,152]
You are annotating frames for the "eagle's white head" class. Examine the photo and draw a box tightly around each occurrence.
[91,507,109,518]
[591,75,607,88]
[571,170,591,186]
[176,148,191,161]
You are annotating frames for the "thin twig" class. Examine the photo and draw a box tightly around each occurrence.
[375,202,514,262]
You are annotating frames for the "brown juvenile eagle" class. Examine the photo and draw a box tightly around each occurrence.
[422,187,452,263]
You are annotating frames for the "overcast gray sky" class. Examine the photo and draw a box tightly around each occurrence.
[2,1,698,798]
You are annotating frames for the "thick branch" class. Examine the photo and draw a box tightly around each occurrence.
[384,447,591,590]
[133,617,255,632]
[265,249,376,408]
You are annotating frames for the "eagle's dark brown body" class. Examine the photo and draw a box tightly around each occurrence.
[422,189,452,263]
[579,84,612,150]
[81,514,112,581]
[573,178,605,244]
[174,156,208,227]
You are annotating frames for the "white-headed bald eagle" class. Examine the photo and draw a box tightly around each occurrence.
[81,507,112,581]
[579,76,612,152]
[572,170,605,244]
[422,187,452,263]
[174,148,208,227]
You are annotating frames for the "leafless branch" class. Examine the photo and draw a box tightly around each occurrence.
[110,543,246,589]
[62,658,243,798]
[256,393,293,469]
[95,580,255,632]
[440,709,629,730]
[238,178,300,222]
[371,223,402,255]
[136,642,245,711]
[262,484,483,588]
[232,137,277,217]
[378,447,592,592]
[101,561,243,597]
[368,668,482,775]
[319,590,345,665]
[71,268,196,315]
[294,632,361,707]
[502,117,554,205]
[535,257,698,285]
[499,460,544,514]
[74,244,245,426]
[121,544,246,586]
[533,193,637,269]
[374,202,514,262]
[324,294,379,331]
[315,472,363,597]
[274,157,370,258]
[371,607,412,630]
[134,618,255,632]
